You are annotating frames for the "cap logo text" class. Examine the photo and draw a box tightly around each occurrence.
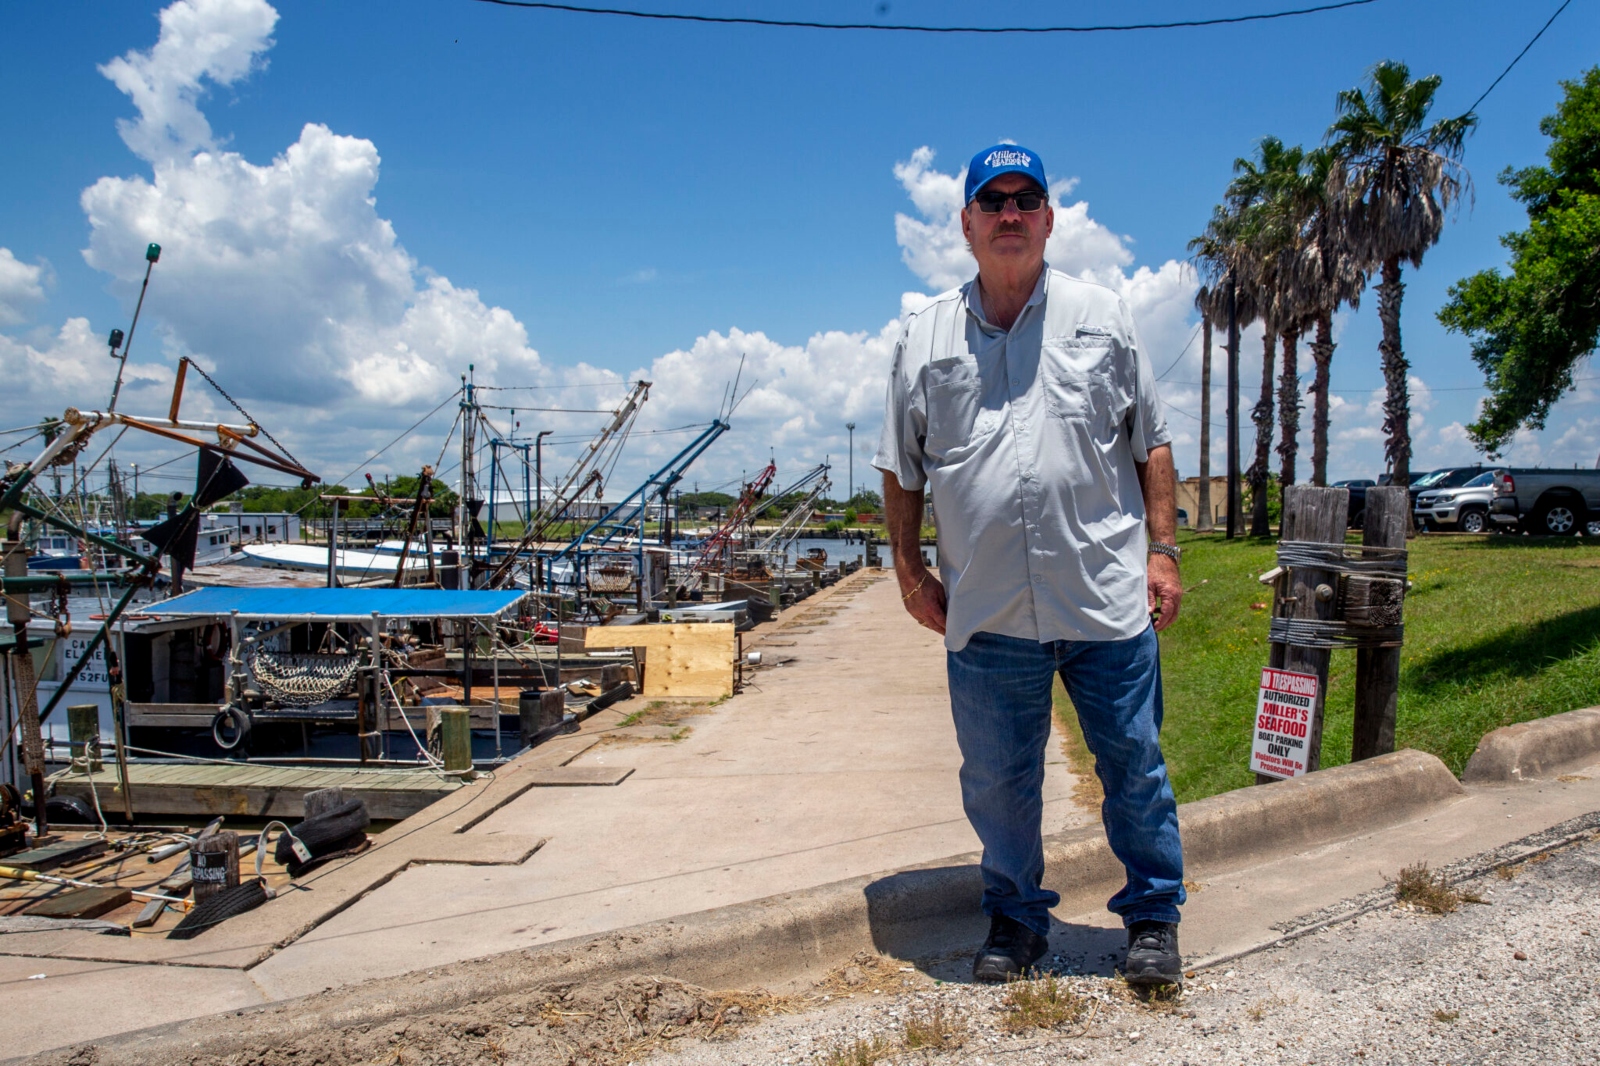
[984,149,1032,168]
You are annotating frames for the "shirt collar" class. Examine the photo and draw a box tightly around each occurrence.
[963,263,1052,333]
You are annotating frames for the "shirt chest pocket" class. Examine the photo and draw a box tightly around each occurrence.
[1045,363,1131,435]
[924,378,984,455]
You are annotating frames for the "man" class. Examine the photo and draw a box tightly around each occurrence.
[872,144,1185,986]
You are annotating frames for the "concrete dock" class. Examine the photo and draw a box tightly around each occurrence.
[0,568,1089,1056]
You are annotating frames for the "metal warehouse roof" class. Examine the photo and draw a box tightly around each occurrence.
[127,587,527,622]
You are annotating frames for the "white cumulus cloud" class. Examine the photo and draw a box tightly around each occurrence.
[0,249,47,327]
[99,0,278,163]
[75,0,540,432]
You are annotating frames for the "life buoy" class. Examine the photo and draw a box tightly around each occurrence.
[202,622,226,659]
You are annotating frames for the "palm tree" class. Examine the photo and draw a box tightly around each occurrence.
[1327,60,1476,489]
[1287,147,1369,487]
[1226,137,1306,534]
[1190,212,1260,536]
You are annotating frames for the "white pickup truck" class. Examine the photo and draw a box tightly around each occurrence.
[1488,467,1600,536]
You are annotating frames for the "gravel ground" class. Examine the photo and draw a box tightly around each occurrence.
[28,827,1598,1066]
[644,833,1600,1066]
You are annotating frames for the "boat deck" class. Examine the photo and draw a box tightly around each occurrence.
[49,762,463,820]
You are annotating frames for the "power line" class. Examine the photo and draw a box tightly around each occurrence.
[468,0,1377,34]
[475,381,640,391]
[1467,0,1574,113]
[1156,325,1202,382]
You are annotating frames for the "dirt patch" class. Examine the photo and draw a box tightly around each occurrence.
[592,699,710,748]
[41,976,794,1066]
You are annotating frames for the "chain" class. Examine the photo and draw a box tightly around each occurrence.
[183,359,306,470]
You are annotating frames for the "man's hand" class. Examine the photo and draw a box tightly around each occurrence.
[1147,552,1182,632]
[898,565,948,635]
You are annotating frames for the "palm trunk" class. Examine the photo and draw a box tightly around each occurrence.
[1377,255,1411,489]
[1196,311,1213,531]
[1309,310,1334,487]
[1276,326,1301,489]
[1249,327,1276,537]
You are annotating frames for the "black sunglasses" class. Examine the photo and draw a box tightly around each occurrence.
[973,188,1048,214]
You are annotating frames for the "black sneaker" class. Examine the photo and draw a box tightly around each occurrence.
[1123,919,1182,987]
[972,914,1049,984]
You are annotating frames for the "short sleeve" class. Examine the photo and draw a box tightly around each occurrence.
[871,332,928,492]
[1123,302,1172,462]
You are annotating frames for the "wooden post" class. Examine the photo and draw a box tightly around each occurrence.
[440,707,473,778]
[361,612,383,764]
[1352,486,1407,761]
[106,640,135,822]
[190,830,240,903]
[67,705,101,773]
[303,786,345,818]
[1258,485,1349,784]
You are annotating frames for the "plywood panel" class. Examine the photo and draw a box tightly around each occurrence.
[584,623,733,698]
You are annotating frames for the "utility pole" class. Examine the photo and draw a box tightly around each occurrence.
[1226,275,1242,540]
[846,422,856,504]
[535,430,553,519]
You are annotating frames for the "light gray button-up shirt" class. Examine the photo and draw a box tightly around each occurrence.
[872,265,1171,652]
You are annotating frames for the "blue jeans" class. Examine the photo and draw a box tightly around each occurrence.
[947,627,1184,937]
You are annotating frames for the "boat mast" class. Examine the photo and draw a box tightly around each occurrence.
[459,368,479,587]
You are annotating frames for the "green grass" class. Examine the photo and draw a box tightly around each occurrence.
[1142,531,1600,802]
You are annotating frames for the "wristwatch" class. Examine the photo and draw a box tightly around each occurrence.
[1148,541,1181,563]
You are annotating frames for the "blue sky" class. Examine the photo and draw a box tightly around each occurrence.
[1,0,1596,498]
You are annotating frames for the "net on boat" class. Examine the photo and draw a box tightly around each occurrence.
[246,647,361,707]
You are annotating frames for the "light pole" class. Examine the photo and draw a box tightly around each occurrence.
[845,422,856,504]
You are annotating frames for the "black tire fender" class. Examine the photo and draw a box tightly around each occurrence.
[44,794,97,824]
[167,878,272,939]
[211,706,252,751]
[587,680,635,714]
[273,799,371,866]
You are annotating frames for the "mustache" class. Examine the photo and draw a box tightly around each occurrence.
[992,222,1029,237]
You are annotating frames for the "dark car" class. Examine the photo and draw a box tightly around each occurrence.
[1332,479,1374,529]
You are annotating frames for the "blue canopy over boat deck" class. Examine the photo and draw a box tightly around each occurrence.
[127,587,527,622]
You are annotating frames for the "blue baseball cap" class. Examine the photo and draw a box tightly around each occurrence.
[964,144,1048,204]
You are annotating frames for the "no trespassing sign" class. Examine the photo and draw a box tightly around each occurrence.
[1250,667,1317,780]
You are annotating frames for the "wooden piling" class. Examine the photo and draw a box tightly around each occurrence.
[440,707,474,777]
[67,705,102,773]
[1259,485,1349,783]
[1352,486,1407,761]
[190,830,239,903]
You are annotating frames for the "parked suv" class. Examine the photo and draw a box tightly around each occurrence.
[1415,470,1501,532]
[1489,467,1600,536]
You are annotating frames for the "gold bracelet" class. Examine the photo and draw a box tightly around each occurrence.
[901,574,928,601]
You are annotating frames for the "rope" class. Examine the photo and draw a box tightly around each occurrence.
[1275,540,1407,577]
[1269,617,1404,649]
[380,671,447,772]
[245,646,360,707]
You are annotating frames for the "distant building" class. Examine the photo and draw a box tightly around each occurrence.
[1176,476,1227,529]
[203,509,301,543]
